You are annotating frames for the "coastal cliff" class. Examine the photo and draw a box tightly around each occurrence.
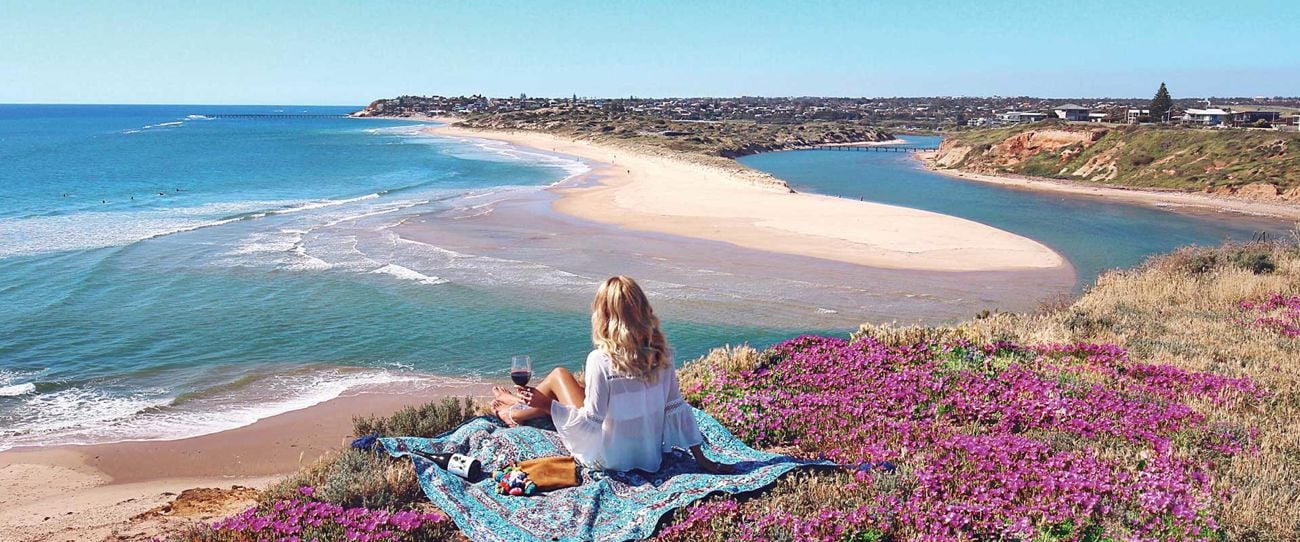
[931,121,1300,201]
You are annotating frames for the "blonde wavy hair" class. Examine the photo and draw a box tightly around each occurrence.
[591,276,671,382]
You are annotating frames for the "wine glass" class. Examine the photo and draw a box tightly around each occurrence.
[510,355,533,388]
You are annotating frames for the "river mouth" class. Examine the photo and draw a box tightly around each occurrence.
[395,169,1076,330]
[739,136,1297,290]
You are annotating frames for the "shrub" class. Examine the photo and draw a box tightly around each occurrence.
[1230,248,1276,274]
[1129,153,1155,166]
[352,397,481,439]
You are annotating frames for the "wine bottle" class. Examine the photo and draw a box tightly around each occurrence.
[412,450,483,480]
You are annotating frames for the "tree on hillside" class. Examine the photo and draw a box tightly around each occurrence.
[1150,82,1174,123]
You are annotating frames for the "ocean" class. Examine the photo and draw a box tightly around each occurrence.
[1,107,1289,451]
[0,105,804,451]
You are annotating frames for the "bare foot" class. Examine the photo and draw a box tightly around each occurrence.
[492,400,519,427]
[493,386,522,406]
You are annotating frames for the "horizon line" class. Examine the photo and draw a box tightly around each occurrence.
[6,94,1300,107]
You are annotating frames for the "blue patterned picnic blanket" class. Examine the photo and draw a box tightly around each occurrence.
[378,408,829,542]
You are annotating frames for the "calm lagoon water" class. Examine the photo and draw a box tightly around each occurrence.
[740,135,1294,287]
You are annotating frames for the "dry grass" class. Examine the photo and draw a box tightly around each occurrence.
[849,242,1300,540]
[678,343,765,383]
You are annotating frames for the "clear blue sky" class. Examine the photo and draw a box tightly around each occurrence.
[2,0,1297,104]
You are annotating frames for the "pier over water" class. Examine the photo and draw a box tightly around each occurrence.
[811,144,937,152]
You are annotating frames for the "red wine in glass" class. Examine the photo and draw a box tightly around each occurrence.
[510,370,532,386]
[511,355,532,387]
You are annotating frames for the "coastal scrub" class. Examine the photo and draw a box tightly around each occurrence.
[672,242,1297,541]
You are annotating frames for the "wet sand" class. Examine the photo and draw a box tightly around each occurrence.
[391,152,1076,330]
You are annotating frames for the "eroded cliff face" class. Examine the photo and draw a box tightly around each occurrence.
[934,127,1108,172]
[986,128,1108,167]
[932,123,1300,202]
[932,141,972,168]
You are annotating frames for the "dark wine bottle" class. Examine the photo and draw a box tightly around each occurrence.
[412,450,483,480]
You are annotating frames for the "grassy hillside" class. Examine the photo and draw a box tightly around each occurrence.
[937,122,1300,198]
[454,108,895,159]
[178,242,1299,541]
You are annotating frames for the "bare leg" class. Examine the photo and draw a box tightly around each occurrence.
[503,403,548,424]
[504,367,586,425]
[532,367,586,409]
[491,400,521,427]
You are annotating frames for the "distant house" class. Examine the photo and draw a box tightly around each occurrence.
[1126,109,1150,124]
[1088,112,1110,123]
[1228,108,1282,126]
[1053,104,1091,122]
[996,111,1048,124]
[1182,108,1232,126]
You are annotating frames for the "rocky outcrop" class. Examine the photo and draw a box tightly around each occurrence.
[931,142,972,168]
[930,126,1108,173]
[1068,140,1124,182]
[985,128,1108,168]
[1234,182,1282,200]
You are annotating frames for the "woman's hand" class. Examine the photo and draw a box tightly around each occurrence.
[690,445,735,474]
[697,456,735,474]
[516,386,552,410]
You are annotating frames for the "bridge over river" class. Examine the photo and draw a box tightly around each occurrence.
[810,143,938,152]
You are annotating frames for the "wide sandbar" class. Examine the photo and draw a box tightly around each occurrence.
[426,124,1067,273]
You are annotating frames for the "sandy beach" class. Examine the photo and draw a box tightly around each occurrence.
[0,381,491,542]
[918,156,1300,223]
[427,122,1067,273]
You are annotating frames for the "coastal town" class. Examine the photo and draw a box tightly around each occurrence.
[358,94,1300,132]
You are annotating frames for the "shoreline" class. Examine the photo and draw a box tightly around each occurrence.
[425,122,1068,273]
[917,154,1300,223]
[0,380,491,541]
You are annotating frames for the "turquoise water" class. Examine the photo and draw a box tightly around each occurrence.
[0,105,801,449]
[739,136,1294,286]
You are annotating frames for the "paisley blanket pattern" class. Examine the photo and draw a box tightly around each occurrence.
[379,408,829,542]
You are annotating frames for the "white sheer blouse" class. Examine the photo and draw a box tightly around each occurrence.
[549,349,703,472]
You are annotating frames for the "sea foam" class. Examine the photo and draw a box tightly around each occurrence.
[0,382,36,397]
[370,263,447,285]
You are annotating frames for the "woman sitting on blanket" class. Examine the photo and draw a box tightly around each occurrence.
[492,276,734,475]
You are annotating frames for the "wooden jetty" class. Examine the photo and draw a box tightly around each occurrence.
[811,144,937,153]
